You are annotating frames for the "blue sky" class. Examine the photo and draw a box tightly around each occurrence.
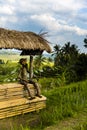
[0,0,87,53]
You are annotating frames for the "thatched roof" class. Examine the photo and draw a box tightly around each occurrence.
[0,28,52,54]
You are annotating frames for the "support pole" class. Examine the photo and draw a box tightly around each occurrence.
[29,55,33,80]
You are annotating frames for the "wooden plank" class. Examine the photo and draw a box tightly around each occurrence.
[0,103,46,119]
[0,96,46,109]
[0,83,36,100]
[0,101,46,114]
[0,96,46,119]
[2,83,34,89]
[0,83,46,119]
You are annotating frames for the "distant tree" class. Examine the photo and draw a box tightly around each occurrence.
[62,42,71,54]
[84,37,87,48]
[52,44,61,58]
[62,42,79,65]
[62,42,79,57]
[74,53,87,80]
[52,44,61,56]
[53,42,79,67]
[52,42,80,83]
[52,44,62,66]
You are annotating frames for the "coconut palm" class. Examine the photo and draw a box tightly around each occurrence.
[52,44,61,56]
[52,44,62,66]
[84,37,87,48]
[62,42,71,54]
[62,42,79,65]
[34,54,46,69]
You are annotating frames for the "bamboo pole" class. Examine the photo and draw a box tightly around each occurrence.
[29,55,33,79]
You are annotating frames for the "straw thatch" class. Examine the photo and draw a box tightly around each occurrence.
[0,28,52,53]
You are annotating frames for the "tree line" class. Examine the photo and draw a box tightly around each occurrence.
[34,37,87,85]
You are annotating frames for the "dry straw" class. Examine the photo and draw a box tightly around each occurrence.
[0,28,51,53]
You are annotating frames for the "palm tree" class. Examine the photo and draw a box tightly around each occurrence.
[52,44,61,66]
[62,42,79,55]
[52,44,61,56]
[84,37,87,48]
[62,42,71,54]
[70,44,79,56]
[34,54,46,69]
[62,42,79,64]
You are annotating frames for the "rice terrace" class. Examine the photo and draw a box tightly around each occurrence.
[0,28,87,130]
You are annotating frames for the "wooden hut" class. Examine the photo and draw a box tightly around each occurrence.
[0,28,51,78]
[0,28,52,119]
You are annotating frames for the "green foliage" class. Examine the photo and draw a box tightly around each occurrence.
[51,42,87,83]
[38,76,66,90]
[9,124,30,130]
[0,62,19,83]
[74,122,87,130]
[38,80,87,129]
[0,59,5,64]
[34,54,46,69]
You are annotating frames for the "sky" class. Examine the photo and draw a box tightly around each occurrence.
[0,0,87,53]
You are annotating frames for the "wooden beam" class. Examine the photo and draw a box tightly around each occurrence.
[29,55,33,79]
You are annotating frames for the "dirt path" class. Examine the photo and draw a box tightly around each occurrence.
[44,108,87,130]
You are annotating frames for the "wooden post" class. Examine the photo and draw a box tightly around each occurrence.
[29,55,33,79]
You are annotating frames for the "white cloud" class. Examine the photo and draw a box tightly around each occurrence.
[0,0,87,25]
[0,17,6,26]
[13,0,86,15]
[0,16,18,27]
[0,4,15,15]
[7,0,16,3]
[31,14,87,36]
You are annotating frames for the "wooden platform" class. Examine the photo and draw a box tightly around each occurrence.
[0,83,46,119]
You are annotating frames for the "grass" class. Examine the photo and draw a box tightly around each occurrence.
[37,80,87,129]
[74,122,87,130]
[44,108,87,130]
